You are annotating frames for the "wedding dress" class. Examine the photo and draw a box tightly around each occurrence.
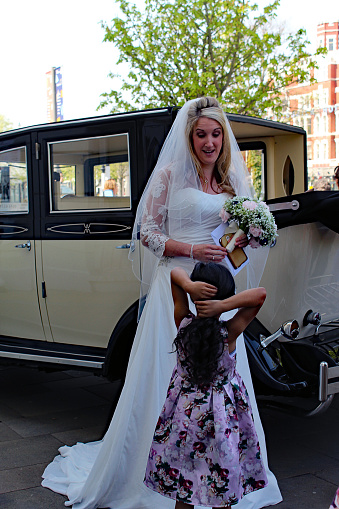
[42,189,282,509]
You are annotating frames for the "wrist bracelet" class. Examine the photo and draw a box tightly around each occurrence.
[190,244,194,259]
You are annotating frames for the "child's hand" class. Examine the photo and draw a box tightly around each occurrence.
[195,299,223,318]
[188,281,217,303]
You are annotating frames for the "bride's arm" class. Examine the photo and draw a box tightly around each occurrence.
[164,239,227,262]
[140,169,227,262]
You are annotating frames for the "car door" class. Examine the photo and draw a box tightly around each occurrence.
[0,134,49,340]
[36,120,141,349]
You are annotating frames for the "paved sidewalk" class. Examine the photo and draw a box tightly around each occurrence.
[0,366,337,508]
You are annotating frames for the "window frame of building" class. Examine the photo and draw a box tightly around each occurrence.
[322,114,328,134]
[305,117,312,135]
[315,141,320,160]
[307,143,312,160]
[315,114,320,134]
[322,140,328,161]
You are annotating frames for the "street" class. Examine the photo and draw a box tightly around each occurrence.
[0,365,337,508]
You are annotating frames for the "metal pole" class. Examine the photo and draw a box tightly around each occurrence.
[319,361,328,402]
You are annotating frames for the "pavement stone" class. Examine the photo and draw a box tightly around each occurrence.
[0,463,47,493]
[0,385,109,418]
[0,366,338,508]
[4,403,111,437]
[273,473,335,509]
[0,486,67,509]
[0,422,21,442]
[51,424,105,445]
[0,435,63,470]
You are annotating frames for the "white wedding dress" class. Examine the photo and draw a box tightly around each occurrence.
[42,189,282,509]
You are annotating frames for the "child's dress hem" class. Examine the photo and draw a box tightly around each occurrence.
[144,478,268,507]
[144,317,268,508]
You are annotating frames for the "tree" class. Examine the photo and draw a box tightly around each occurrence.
[0,114,13,133]
[99,0,326,117]
[245,149,263,198]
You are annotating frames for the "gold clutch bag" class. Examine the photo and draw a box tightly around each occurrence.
[219,233,248,269]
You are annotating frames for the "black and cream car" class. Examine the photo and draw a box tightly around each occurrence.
[1,107,338,413]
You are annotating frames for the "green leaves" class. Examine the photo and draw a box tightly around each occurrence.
[0,114,13,133]
[99,0,321,118]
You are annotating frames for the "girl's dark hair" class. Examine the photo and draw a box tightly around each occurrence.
[174,262,235,385]
[190,261,235,299]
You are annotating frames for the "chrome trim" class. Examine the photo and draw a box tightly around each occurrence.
[0,350,104,369]
[0,146,29,216]
[268,200,299,212]
[260,320,300,348]
[305,395,334,417]
[319,361,329,401]
[0,225,28,234]
[48,132,132,213]
[116,243,131,249]
[15,241,31,251]
[49,207,131,215]
[319,361,339,402]
[47,223,131,235]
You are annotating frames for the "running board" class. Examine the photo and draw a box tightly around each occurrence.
[0,337,105,370]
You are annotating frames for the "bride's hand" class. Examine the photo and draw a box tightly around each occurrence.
[193,244,227,263]
[235,233,249,248]
[187,281,217,302]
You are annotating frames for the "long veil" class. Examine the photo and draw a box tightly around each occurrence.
[129,97,268,306]
[41,97,280,509]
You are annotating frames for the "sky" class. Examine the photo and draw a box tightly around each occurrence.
[0,0,338,129]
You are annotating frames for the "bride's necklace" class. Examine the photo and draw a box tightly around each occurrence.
[201,176,209,188]
[200,173,222,194]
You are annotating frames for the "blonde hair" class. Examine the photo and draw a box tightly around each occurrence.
[185,97,234,195]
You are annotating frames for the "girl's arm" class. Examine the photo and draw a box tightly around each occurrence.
[226,288,266,345]
[170,267,218,327]
[195,288,267,347]
[195,288,266,317]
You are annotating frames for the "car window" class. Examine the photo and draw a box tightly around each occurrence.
[49,133,131,212]
[0,147,28,214]
[239,142,266,201]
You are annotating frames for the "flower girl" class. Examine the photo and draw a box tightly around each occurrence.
[144,262,268,508]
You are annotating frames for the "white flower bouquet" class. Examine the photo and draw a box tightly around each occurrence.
[219,196,278,253]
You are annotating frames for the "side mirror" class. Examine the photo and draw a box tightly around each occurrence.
[260,320,300,349]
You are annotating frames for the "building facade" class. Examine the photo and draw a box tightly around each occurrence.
[283,22,339,189]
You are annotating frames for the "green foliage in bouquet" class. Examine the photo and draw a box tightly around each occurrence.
[220,196,278,248]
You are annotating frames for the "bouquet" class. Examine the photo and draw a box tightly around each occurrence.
[219,196,278,253]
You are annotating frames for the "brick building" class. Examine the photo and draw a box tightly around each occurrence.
[283,21,339,189]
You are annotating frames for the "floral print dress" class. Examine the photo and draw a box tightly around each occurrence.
[144,315,268,507]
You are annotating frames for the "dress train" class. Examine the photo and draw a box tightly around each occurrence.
[42,258,281,509]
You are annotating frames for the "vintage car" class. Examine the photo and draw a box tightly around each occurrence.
[0,107,338,414]
[246,190,339,415]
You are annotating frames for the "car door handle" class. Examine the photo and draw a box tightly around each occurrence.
[116,243,130,249]
[15,241,31,251]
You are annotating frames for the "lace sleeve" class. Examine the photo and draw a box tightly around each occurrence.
[140,168,170,257]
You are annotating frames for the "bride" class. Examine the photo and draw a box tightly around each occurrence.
[42,97,282,509]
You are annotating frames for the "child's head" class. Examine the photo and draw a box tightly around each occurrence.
[174,262,235,386]
[190,262,235,300]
